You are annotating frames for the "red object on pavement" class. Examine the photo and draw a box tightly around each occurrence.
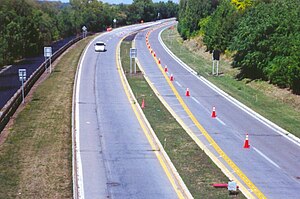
[243,134,250,149]
[211,106,217,118]
[185,88,190,97]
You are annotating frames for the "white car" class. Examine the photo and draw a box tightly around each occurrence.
[94,41,106,52]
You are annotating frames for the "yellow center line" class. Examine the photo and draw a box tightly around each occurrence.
[115,33,185,199]
[146,28,267,199]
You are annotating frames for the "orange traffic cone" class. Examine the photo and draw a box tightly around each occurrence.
[211,106,217,118]
[243,134,250,149]
[153,52,156,57]
[158,58,161,64]
[186,88,190,97]
[141,99,145,109]
[170,74,174,81]
[164,65,168,72]
[150,49,153,53]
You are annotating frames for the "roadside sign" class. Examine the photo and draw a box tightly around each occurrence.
[212,49,220,61]
[82,26,87,32]
[44,47,53,73]
[129,48,138,74]
[18,69,26,82]
[130,48,137,58]
[18,68,26,103]
[44,47,52,58]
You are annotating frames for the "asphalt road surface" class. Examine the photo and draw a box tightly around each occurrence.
[0,37,75,109]
[135,21,300,199]
[75,23,179,199]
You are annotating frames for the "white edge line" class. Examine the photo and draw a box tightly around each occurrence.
[72,23,176,199]
[133,38,193,198]
[175,81,182,87]
[158,25,300,148]
[73,33,108,199]
[191,97,200,104]
[253,147,281,169]
[216,118,226,126]
[142,25,262,198]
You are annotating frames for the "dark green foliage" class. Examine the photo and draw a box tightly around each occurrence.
[178,0,218,39]
[0,0,178,67]
[178,0,300,94]
[230,0,300,93]
[202,0,238,52]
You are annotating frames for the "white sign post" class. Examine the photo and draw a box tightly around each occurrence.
[44,47,52,73]
[18,69,26,104]
[130,48,137,74]
[82,26,87,38]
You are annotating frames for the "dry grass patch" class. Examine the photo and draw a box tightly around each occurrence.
[121,40,245,198]
[0,36,94,199]
[162,27,300,138]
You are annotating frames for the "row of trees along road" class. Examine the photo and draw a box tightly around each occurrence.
[0,0,178,67]
[178,0,300,94]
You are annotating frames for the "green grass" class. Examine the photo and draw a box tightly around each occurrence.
[0,36,94,198]
[162,29,300,137]
[121,41,245,198]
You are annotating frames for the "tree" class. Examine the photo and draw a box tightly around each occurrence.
[230,0,300,93]
[178,0,218,39]
[203,0,238,52]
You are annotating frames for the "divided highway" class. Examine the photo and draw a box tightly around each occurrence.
[73,23,183,199]
[135,21,300,199]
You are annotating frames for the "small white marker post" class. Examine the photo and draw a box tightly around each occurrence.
[44,47,52,73]
[130,48,137,74]
[18,69,26,103]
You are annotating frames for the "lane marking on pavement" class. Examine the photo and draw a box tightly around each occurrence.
[175,81,182,87]
[159,25,300,148]
[136,57,254,198]
[148,27,266,199]
[74,30,123,198]
[253,147,281,169]
[115,35,186,199]
[74,33,101,199]
[191,97,200,104]
[216,118,226,126]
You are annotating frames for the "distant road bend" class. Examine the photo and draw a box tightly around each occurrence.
[134,20,300,199]
[73,21,189,199]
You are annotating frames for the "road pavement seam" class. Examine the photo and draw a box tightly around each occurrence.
[116,33,192,199]
[147,27,266,198]
[158,25,300,148]
[136,56,254,198]
[73,32,110,199]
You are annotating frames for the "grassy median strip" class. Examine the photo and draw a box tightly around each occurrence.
[0,36,94,198]
[162,28,300,138]
[121,41,244,198]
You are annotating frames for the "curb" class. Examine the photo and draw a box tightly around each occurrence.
[117,31,193,199]
[158,25,300,148]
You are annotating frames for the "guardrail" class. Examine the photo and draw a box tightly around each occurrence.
[0,35,84,133]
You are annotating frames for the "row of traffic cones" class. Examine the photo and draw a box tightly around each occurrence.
[211,106,250,148]
[145,32,250,149]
